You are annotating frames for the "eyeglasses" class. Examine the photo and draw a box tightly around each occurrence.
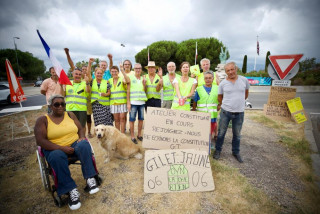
[124,64,131,65]
[134,68,142,70]
[53,102,66,108]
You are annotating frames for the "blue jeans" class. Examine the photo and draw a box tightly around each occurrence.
[215,108,244,155]
[129,104,145,122]
[43,140,97,196]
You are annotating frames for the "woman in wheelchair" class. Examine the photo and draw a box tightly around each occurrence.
[34,94,99,210]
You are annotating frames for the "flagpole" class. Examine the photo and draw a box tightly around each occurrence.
[254,35,258,71]
[195,42,197,65]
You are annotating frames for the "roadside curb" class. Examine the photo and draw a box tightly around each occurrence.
[305,113,320,189]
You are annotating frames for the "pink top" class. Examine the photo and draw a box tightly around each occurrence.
[40,77,63,104]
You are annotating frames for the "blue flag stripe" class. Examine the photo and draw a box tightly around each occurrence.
[37,30,50,57]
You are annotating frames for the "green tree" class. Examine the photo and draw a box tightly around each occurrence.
[299,57,317,71]
[265,51,271,72]
[175,38,228,71]
[242,55,247,74]
[135,41,178,72]
[135,38,228,72]
[0,49,46,81]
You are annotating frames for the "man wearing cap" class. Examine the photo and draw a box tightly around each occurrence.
[162,62,180,109]
[144,61,163,111]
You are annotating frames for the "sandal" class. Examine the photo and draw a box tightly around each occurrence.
[137,136,143,141]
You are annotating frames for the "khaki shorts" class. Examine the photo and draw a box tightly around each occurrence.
[161,100,173,109]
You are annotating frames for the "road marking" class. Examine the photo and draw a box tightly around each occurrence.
[0,106,43,113]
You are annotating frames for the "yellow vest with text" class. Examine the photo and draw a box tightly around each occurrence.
[129,75,147,101]
[196,85,219,119]
[91,79,110,106]
[109,77,127,105]
[197,72,217,87]
[163,74,181,101]
[66,81,87,111]
[146,74,161,99]
[171,77,195,111]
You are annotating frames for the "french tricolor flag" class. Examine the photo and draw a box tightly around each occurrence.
[37,30,72,85]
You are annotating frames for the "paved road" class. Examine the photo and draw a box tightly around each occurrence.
[248,92,320,113]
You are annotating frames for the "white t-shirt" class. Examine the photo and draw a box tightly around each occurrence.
[218,75,250,112]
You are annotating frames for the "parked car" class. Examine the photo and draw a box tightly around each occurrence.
[34,80,43,87]
[0,83,14,104]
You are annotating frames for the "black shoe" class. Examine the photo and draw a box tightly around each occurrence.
[213,150,220,160]
[233,154,243,163]
[68,188,81,210]
[131,138,138,144]
[137,136,143,141]
[86,177,99,194]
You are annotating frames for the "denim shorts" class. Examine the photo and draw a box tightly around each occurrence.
[129,104,145,122]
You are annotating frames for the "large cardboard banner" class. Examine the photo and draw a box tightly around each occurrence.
[144,149,215,193]
[143,107,211,151]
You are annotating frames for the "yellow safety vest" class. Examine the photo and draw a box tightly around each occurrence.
[171,77,195,111]
[66,81,87,111]
[129,75,147,101]
[146,74,161,99]
[196,85,219,119]
[109,77,127,105]
[163,74,181,101]
[91,79,110,106]
[197,72,217,87]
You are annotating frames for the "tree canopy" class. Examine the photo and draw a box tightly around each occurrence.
[0,49,46,81]
[135,38,228,72]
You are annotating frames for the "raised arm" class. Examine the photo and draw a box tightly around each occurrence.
[107,53,113,70]
[156,67,163,92]
[120,63,130,84]
[64,48,75,71]
[87,58,95,82]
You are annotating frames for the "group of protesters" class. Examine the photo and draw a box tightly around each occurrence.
[37,49,250,210]
[40,49,249,160]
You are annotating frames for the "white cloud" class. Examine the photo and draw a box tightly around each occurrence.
[0,0,319,74]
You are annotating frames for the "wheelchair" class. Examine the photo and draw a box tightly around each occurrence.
[36,139,102,207]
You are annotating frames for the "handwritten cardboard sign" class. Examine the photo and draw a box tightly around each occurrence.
[267,86,296,107]
[142,107,211,151]
[263,104,292,121]
[286,97,307,123]
[144,149,215,193]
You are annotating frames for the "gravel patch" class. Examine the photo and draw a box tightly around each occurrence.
[218,116,304,213]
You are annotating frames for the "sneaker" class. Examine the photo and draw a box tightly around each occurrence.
[86,177,99,194]
[213,150,221,160]
[137,136,143,141]
[68,188,81,210]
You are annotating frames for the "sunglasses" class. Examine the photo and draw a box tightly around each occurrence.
[53,102,66,108]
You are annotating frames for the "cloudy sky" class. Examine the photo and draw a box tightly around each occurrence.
[0,0,319,73]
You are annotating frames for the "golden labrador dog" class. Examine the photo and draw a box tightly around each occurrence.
[94,124,143,163]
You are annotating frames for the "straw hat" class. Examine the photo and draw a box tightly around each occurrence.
[144,61,158,69]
